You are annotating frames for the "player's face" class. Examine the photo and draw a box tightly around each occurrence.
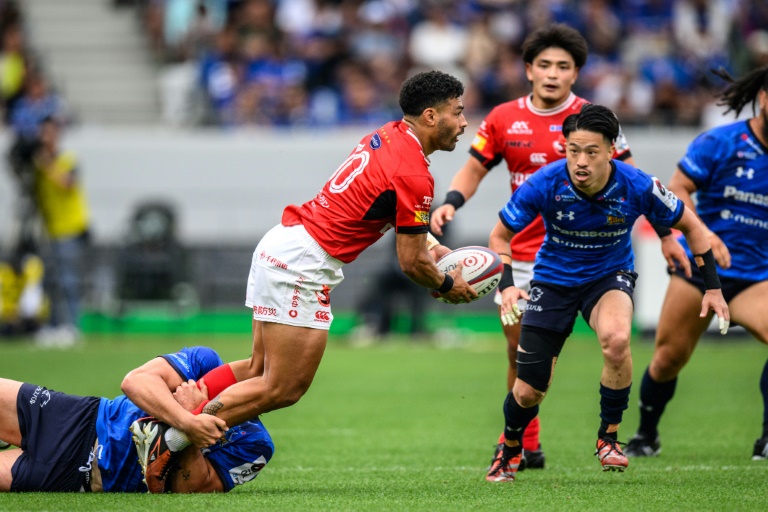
[525,47,579,109]
[565,129,615,196]
[435,97,467,152]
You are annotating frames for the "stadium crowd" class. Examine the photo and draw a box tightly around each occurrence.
[126,0,768,128]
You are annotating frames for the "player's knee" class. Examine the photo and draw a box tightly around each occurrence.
[512,379,543,408]
[516,326,567,399]
[650,347,689,379]
[598,331,631,368]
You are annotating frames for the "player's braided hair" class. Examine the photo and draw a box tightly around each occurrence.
[399,70,464,117]
[712,66,768,117]
[522,23,588,69]
[562,103,620,144]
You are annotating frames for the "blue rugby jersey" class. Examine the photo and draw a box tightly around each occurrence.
[94,346,274,492]
[499,159,684,286]
[677,120,768,281]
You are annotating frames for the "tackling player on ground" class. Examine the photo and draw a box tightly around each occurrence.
[0,346,273,493]
[485,104,729,483]
[124,70,478,492]
[625,66,768,460]
[430,23,689,470]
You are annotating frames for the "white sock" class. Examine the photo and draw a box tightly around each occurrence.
[164,428,191,452]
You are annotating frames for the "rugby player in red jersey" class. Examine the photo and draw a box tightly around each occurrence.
[125,70,477,492]
[430,24,688,471]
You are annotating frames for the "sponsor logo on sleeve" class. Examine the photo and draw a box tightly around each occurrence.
[370,133,382,149]
[471,134,487,151]
[414,211,429,224]
[651,177,679,211]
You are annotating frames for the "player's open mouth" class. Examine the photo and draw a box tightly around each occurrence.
[574,170,589,180]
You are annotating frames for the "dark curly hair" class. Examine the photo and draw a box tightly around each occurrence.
[399,70,464,117]
[562,103,619,144]
[522,23,588,69]
[712,66,768,118]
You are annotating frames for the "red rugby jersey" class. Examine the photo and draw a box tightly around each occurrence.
[470,93,632,260]
[282,121,434,263]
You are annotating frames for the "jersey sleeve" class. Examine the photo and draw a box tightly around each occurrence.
[393,174,433,235]
[498,178,545,233]
[613,126,632,161]
[468,110,503,169]
[160,346,225,381]
[643,175,685,227]
[677,132,721,188]
[204,420,274,492]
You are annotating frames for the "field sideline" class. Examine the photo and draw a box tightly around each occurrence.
[0,332,765,511]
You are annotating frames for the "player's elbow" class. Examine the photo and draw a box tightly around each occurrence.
[120,370,141,397]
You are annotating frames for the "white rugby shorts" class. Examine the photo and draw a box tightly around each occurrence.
[245,224,344,330]
[493,259,534,307]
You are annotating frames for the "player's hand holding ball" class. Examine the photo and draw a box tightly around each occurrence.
[431,246,503,304]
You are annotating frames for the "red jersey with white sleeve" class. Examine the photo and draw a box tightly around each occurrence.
[470,93,632,260]
[282,121,434,264]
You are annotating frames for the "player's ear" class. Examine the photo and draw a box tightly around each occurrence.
[423,107,437,126]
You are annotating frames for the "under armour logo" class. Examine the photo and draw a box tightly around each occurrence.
[616,275,631,287]
[556,211,575,221]
[735,166,754,179]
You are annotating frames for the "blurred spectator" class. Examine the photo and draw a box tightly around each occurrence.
[127,0,762,128]
[0,235,48,339]
[32,117,91,346]
[0,20,29,124]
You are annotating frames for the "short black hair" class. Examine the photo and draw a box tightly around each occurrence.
[562,103,619,144]
[399,70,464,117]
[522,23,588,69]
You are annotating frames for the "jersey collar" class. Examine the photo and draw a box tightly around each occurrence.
[399,120,431,166]
[525,92,577,117]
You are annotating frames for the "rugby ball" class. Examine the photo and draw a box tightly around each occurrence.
[431,246,503,303]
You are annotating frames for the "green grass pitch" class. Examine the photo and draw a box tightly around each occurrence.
[0,331,765,511]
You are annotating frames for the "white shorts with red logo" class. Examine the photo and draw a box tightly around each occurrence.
[493,259,534,307]
[245,224,344,330]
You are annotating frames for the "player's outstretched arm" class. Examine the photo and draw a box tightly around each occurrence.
[674,206,730,334]
[396,232,477,304]
[430,158,489,235]
[669,168,731,268]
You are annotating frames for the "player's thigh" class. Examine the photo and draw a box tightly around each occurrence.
[588,290,634,350]
[728,280,768,343]
[0,379,22,447]
[261,322,328,392]
[0,449,22,492]
[653,276,710,367]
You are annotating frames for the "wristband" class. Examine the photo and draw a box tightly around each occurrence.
[652,224,673,239]
[694,248,721,290]
[443,190,466,210]
[498,263,515,291]
[435,273,454,294]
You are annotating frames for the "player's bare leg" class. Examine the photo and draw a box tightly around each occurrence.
[726,280,768,458]
[589,290,633,471]
[0,379,22,449]
[212,321,328,426]
[627,276,710,457]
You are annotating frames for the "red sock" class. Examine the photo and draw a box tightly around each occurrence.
[522,416,541,451]
[196,364,237,400]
